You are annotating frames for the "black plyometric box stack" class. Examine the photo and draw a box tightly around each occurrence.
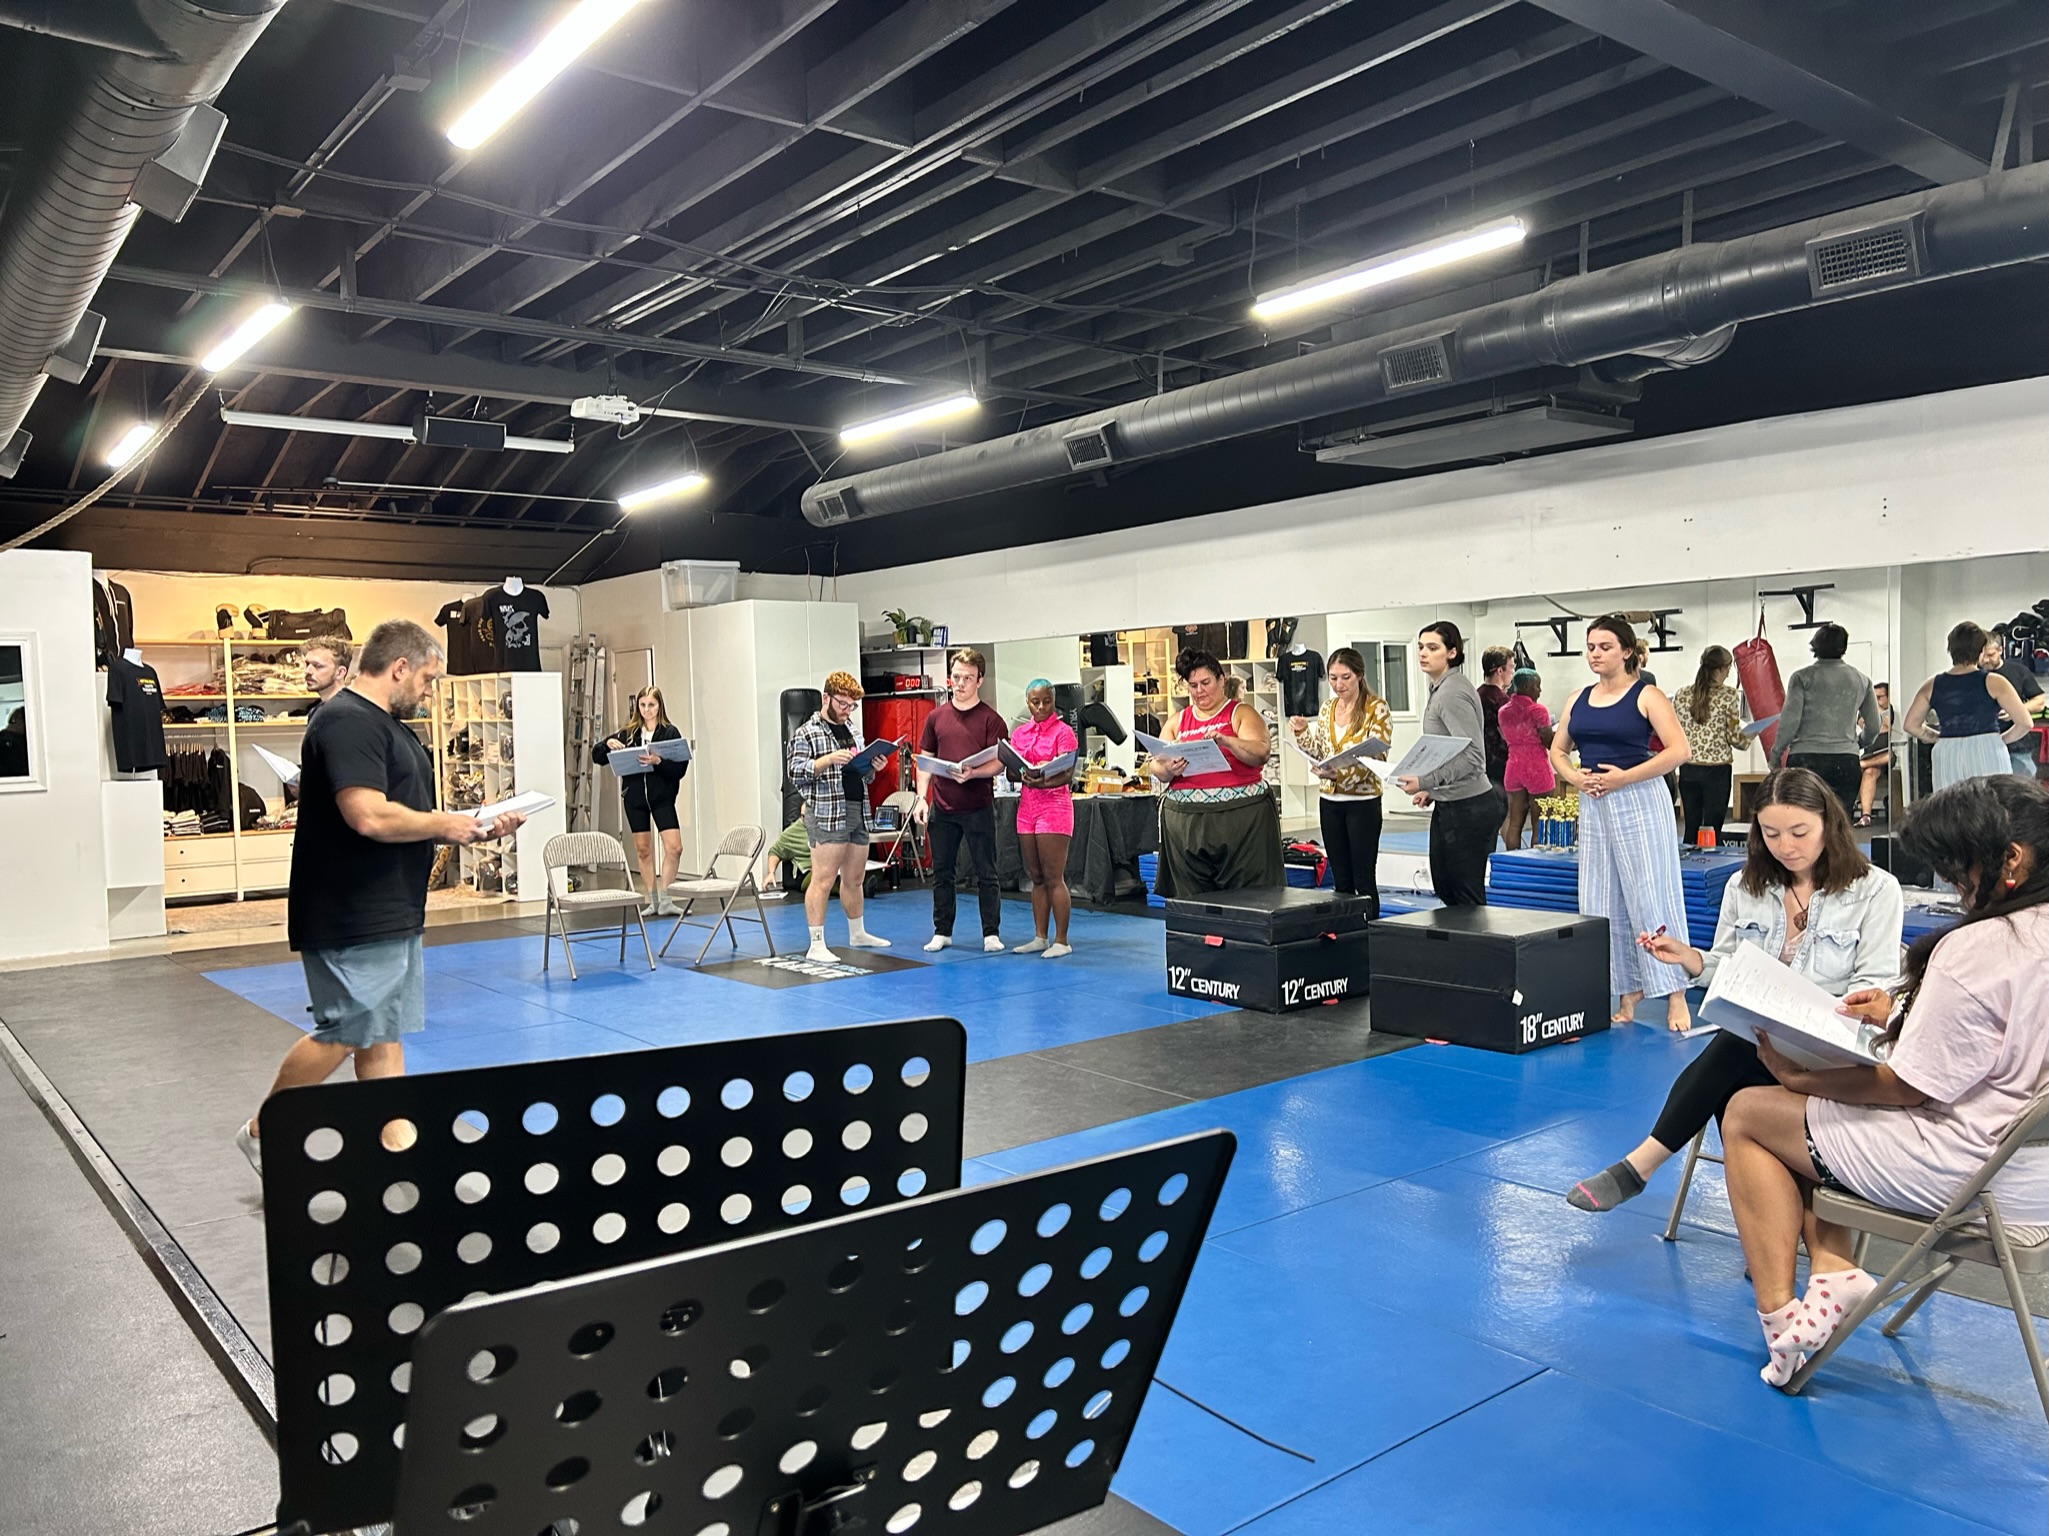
[1164,886,1376,1012]
[1370,907,1610,1053]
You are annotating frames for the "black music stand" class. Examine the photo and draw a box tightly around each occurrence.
[261,1018,967,1536]
[393,1131,1233,1536]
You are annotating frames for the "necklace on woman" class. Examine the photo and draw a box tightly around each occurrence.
[1787,887,1812,934]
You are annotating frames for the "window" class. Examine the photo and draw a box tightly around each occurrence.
[0,635,42,791]
[1352,639,1416,717]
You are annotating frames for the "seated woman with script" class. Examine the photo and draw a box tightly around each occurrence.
[1567,768,1903,1213]
[1722,776,2049,1386]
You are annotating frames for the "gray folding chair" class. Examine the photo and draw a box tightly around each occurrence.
[541,832,655,979]
[1787,1085,2049,1418]
[874,789,927,887]
[661,824,775,966]
[1665,1124,1869,1265]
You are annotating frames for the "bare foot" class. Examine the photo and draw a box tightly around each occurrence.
[1612,990,1642,1025]
[1665,993,1692,1032]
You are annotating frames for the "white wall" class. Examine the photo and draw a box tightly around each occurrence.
[1902,553,2049,688]
[989,637,1081,724]
[832,378,2049,644]
[0,550,110,962]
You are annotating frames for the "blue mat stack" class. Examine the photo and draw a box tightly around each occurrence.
[1486,848,1746,947]
[1139,852,1165,908]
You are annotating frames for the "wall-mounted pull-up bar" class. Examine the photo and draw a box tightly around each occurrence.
[1760,584,1835,630]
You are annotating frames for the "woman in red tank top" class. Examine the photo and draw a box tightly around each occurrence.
[1147,647,1284,896]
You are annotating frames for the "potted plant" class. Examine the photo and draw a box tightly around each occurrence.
[883,608,912,645]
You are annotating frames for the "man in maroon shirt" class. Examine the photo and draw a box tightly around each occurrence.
[913,648,1010,951]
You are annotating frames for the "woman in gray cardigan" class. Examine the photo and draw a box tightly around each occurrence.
[1394,621,1505,906]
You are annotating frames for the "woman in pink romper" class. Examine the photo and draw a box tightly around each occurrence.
[1498,668,1556,848]
[1012,681,1080,956]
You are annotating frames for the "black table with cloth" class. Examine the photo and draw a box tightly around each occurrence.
[942,794,1159,903]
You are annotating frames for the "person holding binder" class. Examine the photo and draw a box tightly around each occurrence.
[1008,679,1080,956]
[1549,614,1694,1028]
[787,671,892,963]
[1566,767,1901,1214]
[913,648,1010,952]
[1717,775,2049,1388]
[1288,646,1392,911]
[1147,648,1283,897]
[594,685,689,916]
[1394,621,1504,908]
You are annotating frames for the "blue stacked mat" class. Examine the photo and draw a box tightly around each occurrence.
[1486,847,1746,947]
[1138,853,1164,908]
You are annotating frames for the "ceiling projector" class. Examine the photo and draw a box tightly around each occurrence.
[570,394,642,425]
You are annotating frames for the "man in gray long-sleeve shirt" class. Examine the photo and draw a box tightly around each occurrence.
[1395,622,1506,905]
[1775,623,1880,815]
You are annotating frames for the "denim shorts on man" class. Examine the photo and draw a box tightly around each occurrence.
[302,933,426,1048]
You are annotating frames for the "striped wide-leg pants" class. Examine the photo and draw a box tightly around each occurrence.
[1578,775,1692,999]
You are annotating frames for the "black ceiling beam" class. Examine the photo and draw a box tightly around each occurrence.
[1522,0,1990,182]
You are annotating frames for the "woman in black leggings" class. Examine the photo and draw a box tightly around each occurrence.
[1566,768,1903,1212]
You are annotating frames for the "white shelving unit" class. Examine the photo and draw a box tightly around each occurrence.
[858,642,953,697]
[433,671,566,900]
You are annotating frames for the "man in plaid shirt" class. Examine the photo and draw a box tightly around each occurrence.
[788,670,891,962]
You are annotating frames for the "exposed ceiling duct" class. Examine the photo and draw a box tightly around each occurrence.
[0,0,289,477]
[802,164,2049,528]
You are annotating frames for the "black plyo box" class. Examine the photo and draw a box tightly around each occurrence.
[1166,928,1371,1012]
[1369,907,1609,1053]
[1163,886,1377,944]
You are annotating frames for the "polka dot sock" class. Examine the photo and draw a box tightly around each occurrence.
[1797,1267,1878,1356]
[1758,1298,1808,1387]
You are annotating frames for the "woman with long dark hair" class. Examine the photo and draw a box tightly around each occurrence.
[1566,768,1902,1213]
[1673,645,1743,844]
[1289,645,1393,910]
[595,685,688,915]
[1147,648,1282,896]
[1720,776,2049,1387]
[1394,620,1504,907]
[1549,615,1695,1029]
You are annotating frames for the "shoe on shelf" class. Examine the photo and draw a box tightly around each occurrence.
[1043,942,1072,959]
[982,935,1005,953]
[1013,936,1049,954]
[235,1122,263,1177]
[923,934,952,952]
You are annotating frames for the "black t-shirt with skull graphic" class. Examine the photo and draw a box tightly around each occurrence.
[484,586,548,672]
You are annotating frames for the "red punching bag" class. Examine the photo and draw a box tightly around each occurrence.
[1735,608,1786,761]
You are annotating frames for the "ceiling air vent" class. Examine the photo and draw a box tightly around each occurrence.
[1806,213,1925,299]
[811,487,858,525]
[1062,424,1116,472]
[1380,333,1454,394]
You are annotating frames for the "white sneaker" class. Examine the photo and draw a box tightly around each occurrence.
[1013,936,1048,954]
[982,935,1005,953]
[923,934,951,952]
[235,1122,263,1177]
[1043,942,1073,959]
[805,943,838,964]
[847,930,891,948]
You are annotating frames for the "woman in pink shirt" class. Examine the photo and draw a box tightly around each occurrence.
[1497,668,1555,848]
[1012,681,1080,957]
[1721,776,2049,1388]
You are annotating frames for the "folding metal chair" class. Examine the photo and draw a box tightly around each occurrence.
[873,789,927,887]
[541,832,655,978]
[1787,1085,2049,1418]
[661,824,776,965]
[1664,1124,1868,1265]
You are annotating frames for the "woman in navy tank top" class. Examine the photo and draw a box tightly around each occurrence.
[1903,621,2035,791]
[1549,615,1697,1030]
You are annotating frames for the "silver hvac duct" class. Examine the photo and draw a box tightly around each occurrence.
[803,163,2049,527]
[0,0,288,476]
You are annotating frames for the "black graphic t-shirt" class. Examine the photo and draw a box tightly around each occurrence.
[1279,648,1324,717]
[485,586,548,672]
[289,689,439,952]
[105,655,169,771]
[435,598,478,675]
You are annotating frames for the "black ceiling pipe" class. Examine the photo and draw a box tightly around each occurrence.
[802,162,2049,527]
[0,0,288,474]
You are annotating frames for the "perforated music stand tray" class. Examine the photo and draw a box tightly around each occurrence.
[261,1018,966,1536]
[392,1131,1234,1536]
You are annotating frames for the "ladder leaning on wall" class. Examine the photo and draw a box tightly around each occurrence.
[565,635,606,831]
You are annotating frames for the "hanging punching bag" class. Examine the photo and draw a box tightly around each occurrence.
[1735,609,1786,762]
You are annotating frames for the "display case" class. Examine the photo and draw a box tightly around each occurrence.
[433,671,567,900]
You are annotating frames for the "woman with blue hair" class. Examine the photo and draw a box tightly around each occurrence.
[1012,679,1079,956]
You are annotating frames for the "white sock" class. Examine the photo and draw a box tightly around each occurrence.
[923,934,951,952]
[1014,936,1048,954]
[809,925,825,946]
[1043,942,1072,958]
[982,934,1005,953]
[1758,1298,1807,1387]
[1796,1268,1877,1355]
[848,921,889,948]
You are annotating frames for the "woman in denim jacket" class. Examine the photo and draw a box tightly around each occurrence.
[1567,767,1903,1212]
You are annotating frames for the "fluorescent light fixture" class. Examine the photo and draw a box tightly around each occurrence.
[1251,217,1527,322]
[618,471,709,511]
[219,409,574,454]
[447,0,643,150]
[200,300,294,372]
[838,393,979,446]
[106,422,155,468]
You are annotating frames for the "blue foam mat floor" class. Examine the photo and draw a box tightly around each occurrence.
[202,894,2047,1534]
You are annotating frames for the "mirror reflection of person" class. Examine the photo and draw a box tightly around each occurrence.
[1981,625,2046,779]
[595,686,688,917]
[0,706,27,778]
[301,635,352,714]
[1857,681,1894,827]
[1903,622,2033,791]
